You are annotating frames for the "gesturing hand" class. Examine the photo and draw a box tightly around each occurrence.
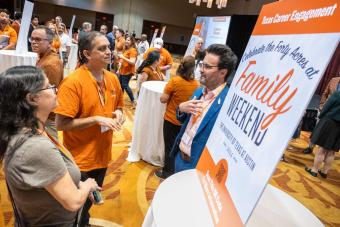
[179,98,203,116]
[94,116,122,131]
[113,109,125,125]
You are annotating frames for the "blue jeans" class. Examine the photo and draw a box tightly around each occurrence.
[119,74,134,102]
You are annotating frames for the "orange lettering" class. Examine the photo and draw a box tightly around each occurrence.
[235,61,298,129]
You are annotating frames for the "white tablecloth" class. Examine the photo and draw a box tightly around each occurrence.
[67,43,78,72]
[0,50,37,74]
[143,169,324,227]
[127,81,167,166]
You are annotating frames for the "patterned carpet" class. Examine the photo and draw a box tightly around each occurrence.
[0,92,339,226]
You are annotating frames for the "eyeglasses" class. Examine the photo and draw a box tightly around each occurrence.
[29,37,49,43]
[35,85,58,94]
[198,62,219,70]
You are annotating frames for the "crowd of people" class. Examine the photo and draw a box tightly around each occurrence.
[0,8,339,227]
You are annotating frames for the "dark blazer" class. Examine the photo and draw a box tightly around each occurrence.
[171,84,229,172]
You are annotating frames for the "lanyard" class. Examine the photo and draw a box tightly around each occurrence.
[151,67,163,80]
[82,65,108,107]
[42,130,75,161]
[97,80,106,106]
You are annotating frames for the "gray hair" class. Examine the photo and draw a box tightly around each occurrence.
[34,25,54,42]
[82,22,92,30]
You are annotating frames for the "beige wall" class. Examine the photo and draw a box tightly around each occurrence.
[33,2,96,28]
[34,0,275,44]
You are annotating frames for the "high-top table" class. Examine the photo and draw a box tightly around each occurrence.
[127,81,167,166]
[0,50,37,74]
[143,169,324,227]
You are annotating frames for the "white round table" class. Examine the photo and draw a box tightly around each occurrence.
[142,169,324,227]
[127,81,167,166]
[0,50,37,74]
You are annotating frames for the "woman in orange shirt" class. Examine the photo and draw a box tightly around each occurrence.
[117,36,138,106]
[155,55,200,179]
[47,22,61,54]
[137,51,165,84]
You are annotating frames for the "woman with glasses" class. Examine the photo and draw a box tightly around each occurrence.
[0,66,99,226]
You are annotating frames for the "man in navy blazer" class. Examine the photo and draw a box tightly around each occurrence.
[171,44,238,172]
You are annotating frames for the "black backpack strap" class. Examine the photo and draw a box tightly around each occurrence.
[5,181,26,227]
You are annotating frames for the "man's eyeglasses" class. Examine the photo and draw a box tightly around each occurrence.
[198,62,219,70]
[35,85,58,94]
[29,37,49,43]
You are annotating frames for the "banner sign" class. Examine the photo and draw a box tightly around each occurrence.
[185,16,231,56]
[16,0,34,54]
[160,26,167,39]
[196,0,340,226]
[150,28,159,47]
[68,15,76,39]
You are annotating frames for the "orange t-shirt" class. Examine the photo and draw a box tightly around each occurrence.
[163,76,200,125]
[143,47,173,74]
[0,25,17,49]
[142,66,164,81]
[54,65,124,171]
[119,47,137,75]
[36,50,63,87]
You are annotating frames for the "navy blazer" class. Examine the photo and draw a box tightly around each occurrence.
[171,85,229,172]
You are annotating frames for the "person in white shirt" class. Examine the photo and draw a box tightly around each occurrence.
[136,34,149,67]
[57,23,71,66]
[193,37,205,81]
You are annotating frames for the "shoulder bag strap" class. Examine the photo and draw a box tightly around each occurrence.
[5,181,26,227]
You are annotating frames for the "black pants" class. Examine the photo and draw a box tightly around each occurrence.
[162,120,181,178]
[119,74,134,102]
[61,51,68,67]
[79,168,107,226]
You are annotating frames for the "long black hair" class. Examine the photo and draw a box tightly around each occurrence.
[0,66,45,161]
[137,51,160,74]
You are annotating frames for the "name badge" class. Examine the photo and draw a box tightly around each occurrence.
[101,126,110,133]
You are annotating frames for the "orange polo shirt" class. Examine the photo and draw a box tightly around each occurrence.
[163,76,200,125]
[0,25,17,49]
[119,47,137,75]
[55,65,124,171]
[142,66,164,81]
[143,47,173,74]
